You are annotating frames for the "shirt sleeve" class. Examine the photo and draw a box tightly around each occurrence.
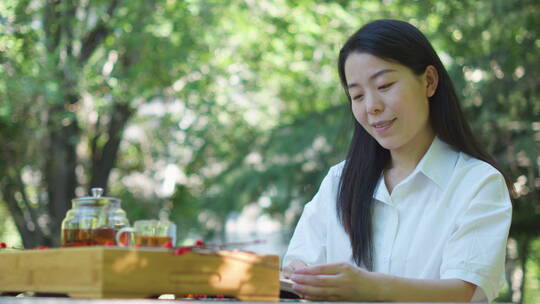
[282,169,335,268]
[440,171,512,302]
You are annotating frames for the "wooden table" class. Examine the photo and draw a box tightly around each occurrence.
[0,297,503,304]
[0,247,279,301]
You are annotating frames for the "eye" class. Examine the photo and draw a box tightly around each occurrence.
[378,82,395,90]
[352,94,364,101]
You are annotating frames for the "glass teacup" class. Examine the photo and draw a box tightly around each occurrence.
[116,219,176,247]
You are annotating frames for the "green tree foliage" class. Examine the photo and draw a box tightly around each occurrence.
[0,0,538,302]
[0,0,224,246]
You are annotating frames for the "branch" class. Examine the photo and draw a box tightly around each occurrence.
[0,179,44,248]
[15,171,42,233]
[63,0,78,58]
[90,115,102,173]
[43,0,62,54]
[89,101,134,189]
[78,0,122,65]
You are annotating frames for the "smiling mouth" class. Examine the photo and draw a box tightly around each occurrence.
[372,118,396,129]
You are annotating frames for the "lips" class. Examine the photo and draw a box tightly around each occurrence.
[371,118,396,129]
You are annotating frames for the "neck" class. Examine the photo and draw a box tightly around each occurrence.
[388,131,435,174]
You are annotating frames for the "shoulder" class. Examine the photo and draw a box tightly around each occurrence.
[456,153,501,177]
[454,153,506,187]
[427,138,507,196]
[453,153,511,206]
[311,161,346,199]
[327,160,346,178]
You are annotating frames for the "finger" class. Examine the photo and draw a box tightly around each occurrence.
[289,259,307,270]
[293,283,339,299]
[282,266,293,279]
[282,259,307,279]
[290,274,339,287]
[294,263,349,275]
[303,294,341,302]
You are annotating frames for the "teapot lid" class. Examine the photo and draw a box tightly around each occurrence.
[72,187,120,204]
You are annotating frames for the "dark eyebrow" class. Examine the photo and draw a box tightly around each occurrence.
[347,69,396,89]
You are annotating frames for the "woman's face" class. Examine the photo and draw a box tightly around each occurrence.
[344,52,436,153]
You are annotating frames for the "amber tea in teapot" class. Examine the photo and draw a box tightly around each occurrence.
[92,228,119,245]
[61,188,130,246]
[62,229,93,247]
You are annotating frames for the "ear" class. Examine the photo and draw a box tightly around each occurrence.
[424,65,439,98]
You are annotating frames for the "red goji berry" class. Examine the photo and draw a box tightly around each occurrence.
[174,247,191,255]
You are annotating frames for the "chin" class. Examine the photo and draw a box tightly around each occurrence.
[373,137,401,151]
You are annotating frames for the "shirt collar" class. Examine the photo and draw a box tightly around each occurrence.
[373,175,390,204]
[419,136,459,189]
[373,136,459,203]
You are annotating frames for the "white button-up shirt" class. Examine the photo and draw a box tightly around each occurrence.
[283,137,512,302]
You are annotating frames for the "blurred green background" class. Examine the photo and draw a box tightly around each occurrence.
[0,0,538,302]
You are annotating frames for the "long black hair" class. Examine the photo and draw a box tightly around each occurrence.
[336,19,513,270]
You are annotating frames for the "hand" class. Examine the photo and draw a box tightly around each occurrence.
[290,262,380,301]
[282,259,308,279]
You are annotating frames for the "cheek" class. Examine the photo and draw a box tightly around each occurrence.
[401,91,430,119]
[351,103,368,127]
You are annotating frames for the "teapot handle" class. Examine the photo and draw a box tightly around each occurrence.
[116,227,136,247]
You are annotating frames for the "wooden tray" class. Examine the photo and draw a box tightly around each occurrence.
[0,247,279,301]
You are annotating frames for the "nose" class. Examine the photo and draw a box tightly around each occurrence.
[365,92,384,114]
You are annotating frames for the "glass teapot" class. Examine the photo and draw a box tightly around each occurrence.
[61,188,130,246]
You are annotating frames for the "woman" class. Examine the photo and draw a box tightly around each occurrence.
[282,19,512,302]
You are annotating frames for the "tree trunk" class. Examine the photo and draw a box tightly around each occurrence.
[1,179,45,248]
[517,237,530,304]
[90,102,134,191]
[44,102,80,246]
[506,236,532,304]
